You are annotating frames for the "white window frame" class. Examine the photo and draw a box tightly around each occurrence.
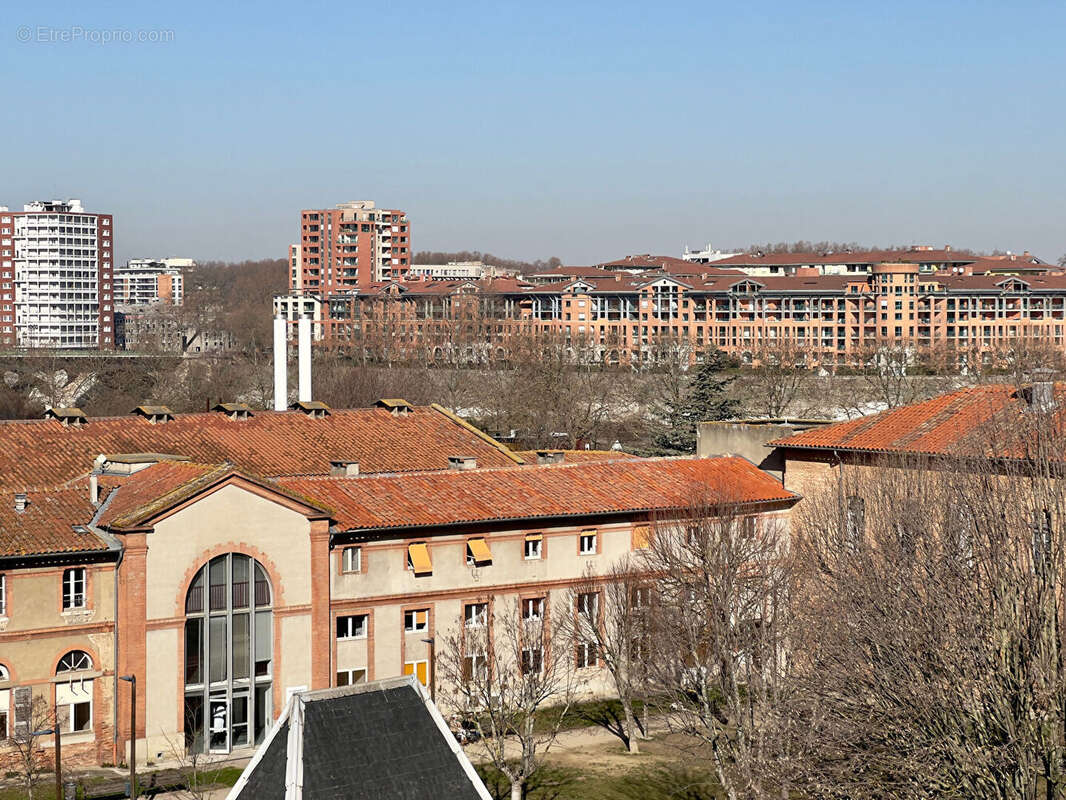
[576,640,597,669]
[464,602,487,629]
[579,532,597,555]
[63,568,86,610]
[577,591,599,619]
[0,574,6,616]
[341,546,361,574]
[336,614,368,640]
[522,597,544,620]
[404,609,428,633]
[523,537,542,560]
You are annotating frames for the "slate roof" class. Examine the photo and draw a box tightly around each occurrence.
[279,456,798,531]
[228,676,490,800]
[0,404,524,491]
[768,383,1064,458]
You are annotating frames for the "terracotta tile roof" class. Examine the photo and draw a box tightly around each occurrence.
[0,405,524,491]
[96,461,328,530]
[768,383,1060,457]
[278,456,797,531]
[709,248,981,268]
[0,484,108,558]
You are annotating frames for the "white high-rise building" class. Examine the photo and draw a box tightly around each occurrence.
[114,258,188,307]
[0,199,114,349]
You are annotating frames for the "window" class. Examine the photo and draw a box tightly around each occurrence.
[466,538,492,566]
[461,654,487,684]
[336,614,368,640]
[522,597,544,620]
[404,609,428,633]
[577,592,599,619]
[405,660,430,686]
[845,495,865,551]
[579,531,597,555]
[0,664,8,739]
[56,651,93,733]
[524,533,542,560]
[63,568,86,610]
[464,602,487,628]
[0,574,5,616]
[335,668,367,687]
[407,542,432,575]
[632,525,652,549]
[576,641,598,669]
[184,554,273,754]
[521,647,543,674]
[341,546,361,573]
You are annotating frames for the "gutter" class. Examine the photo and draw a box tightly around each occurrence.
[88,488,125,758]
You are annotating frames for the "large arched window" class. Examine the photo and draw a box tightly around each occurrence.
[56,650,93,733]
[184,554,272,754]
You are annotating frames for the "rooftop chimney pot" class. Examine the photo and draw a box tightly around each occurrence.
[14,493,27,513]
[448,456,477,470]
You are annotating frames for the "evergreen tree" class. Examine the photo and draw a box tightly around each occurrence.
[651,348,738,454]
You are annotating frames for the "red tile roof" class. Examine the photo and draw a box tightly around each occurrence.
[0,483,108,558]
[769,383,1059,457]
[278,456,797,531]
[0,404,523,491]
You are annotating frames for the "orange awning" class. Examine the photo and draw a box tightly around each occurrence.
[467,538,492,564]
[415,610,427,627]
[408,543,432,574]
[525,533,542,542]
[633,525,652,549]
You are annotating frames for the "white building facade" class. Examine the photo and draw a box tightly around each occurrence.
[0,199,114,349]
[114,258,188,307]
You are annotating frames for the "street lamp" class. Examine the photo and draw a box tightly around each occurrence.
[119,675,136,799]
[421,637,436,703]
[30,720,61,800]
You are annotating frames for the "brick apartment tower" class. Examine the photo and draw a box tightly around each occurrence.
[0,199,114,349]
[290,201,410,293]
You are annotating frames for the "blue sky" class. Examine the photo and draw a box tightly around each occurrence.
[2,0,1064,264]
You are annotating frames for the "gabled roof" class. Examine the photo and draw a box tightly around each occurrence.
[769,383,1064,458]
[278,456,797,531]
[0,483,109,558]
[0,405,525,490]
[228,676,490,800]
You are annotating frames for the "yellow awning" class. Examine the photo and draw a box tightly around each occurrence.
[467,538,492,564]
[525,533,542,542]
[408,543,432,574]
[415,610,427,626]
[633,525,652,549]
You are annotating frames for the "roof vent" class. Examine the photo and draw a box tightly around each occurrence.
[44,407,87,427]
[330,460,360,477]
[535,450,565,465]
[212,402,253,421]
[290,400,330,419]
[375,398,413,416]
[14,493,27,513]
[132,405,175,424]
[448,456,477,471]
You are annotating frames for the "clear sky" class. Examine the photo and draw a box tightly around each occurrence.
[2,0,1064,264]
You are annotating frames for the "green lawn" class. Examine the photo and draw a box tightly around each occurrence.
[475,762,721,800]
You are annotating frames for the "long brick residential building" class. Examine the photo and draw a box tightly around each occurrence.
[277,247,1066,366]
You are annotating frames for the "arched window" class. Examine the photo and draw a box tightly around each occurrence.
[55,650,93,733]
[0,664,8,739]
[184,554,273,755]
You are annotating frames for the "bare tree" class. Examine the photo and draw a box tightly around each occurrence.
[438,598,577,800]
[790,410,1066,798]
[562,556,652,753]
[640,498,794,800]
[0,695,56,800]
[742,339,811,417]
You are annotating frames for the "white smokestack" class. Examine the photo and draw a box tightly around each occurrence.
[273,315,287,411]
[298,315,312,403]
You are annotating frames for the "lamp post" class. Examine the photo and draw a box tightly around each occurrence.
[30,720,61,800]
[421,637,436,703]
[119,675,136,799]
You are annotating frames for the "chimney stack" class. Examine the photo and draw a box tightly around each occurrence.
[1029,368,1055,413]
[273,315,287,411]
[14,493,27,513]
[535,450,565,465]
[298,315,312,403]
[448,456,477,470]
[330,460,360,477]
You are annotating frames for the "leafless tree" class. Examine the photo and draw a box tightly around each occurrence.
[639,497,795,800]
[562,556,652,754]
[741,339,811,417]
[790,409,1066,798]
[438,598,577,800]
[0,695,56,800]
